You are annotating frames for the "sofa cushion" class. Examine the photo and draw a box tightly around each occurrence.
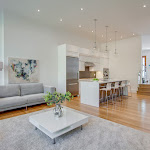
[0,85,20,98]
[0,96,27,109]
[20,83,44,96]
[24,93,45,103]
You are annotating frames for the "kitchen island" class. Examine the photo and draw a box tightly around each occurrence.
[80,79,128,107]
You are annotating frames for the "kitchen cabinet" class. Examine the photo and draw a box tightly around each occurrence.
[89,63,100,71]
[79,55,100,71]
[66,51,79,58]
[66,45,80,53]
[58,44,110,73]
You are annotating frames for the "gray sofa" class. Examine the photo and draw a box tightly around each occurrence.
[0,83,55,112]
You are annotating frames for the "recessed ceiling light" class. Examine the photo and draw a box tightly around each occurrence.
[143,4,146,8]
[81,8,84,11]
[133,33,135,35]
[37,9,40,12]
[92,31,94,32]
[79,25,82,28]
[60,18,63,22]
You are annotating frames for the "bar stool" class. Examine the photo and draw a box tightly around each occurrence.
[111,82,120,102]
[100,83,113,107]
[126,80,132,97]
[119,81,126,97]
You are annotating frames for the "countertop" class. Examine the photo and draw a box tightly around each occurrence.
[79,78,128,84]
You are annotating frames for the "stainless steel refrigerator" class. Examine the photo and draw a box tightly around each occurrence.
[66,56,79,96]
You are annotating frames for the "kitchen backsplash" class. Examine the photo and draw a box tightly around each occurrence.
[79,71,96,79]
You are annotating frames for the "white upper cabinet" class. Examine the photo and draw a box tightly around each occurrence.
[66,51,79,58]
[66,45,80,53]
[80,48,100,58]
[66,44,79,58]
[89,63,100,71]
[58,44,109,72]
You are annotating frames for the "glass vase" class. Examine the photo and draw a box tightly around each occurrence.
[53,104,63,117]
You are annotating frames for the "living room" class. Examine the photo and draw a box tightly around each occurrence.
[0,0,150,150]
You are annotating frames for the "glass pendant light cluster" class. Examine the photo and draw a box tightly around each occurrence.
[90,18,135,54]
[104,26,119,55]
[105,26,109,53]
[91,20,119,54]
[114,31,118,55]
[93,19,97,51]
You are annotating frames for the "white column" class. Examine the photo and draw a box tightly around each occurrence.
[0,10,4,85]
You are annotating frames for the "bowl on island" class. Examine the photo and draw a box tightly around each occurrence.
[93,78,99,82]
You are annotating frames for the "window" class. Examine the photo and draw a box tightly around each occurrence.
[142,56,146,78]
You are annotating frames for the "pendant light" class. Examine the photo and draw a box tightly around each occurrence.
[105,26,108,52]
[93,19,97,50]
[114,31,118,55]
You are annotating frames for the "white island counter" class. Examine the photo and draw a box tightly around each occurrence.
[80,79,128,107]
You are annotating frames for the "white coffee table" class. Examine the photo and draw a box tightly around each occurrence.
[29,107,89,144]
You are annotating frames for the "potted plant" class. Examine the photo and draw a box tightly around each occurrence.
[44,91,73,117]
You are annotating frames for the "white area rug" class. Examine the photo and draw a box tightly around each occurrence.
[0,107,150,150]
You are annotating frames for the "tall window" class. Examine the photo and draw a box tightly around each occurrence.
[142,56,146,78]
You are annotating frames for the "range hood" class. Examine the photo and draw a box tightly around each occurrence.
[85,62,95,67]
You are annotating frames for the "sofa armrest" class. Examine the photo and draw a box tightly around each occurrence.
[44,85,56,94]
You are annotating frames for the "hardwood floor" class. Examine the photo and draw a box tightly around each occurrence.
[1,93,150,134]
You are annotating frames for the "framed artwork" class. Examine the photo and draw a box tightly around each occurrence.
[8,57,40,84]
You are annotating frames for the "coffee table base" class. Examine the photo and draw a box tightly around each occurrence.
[53,138,56,144]
[51,125,83,144]
[33,125,84,144]
[29,107,89,144]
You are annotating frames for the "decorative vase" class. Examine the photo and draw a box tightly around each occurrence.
[53,104,63,117]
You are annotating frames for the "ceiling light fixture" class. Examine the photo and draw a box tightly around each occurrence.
[105,26,109,52]
[133,33,135,35]
[93,19,98,50]
[110,38,111,41]
[102,35,103,38]
[114,31,118,55]
[92,30,94,32]
[79,25,82,28]
[81,8,84,11]
[143,4,146,8]
[60,18,63,22]
[37,9,40,12]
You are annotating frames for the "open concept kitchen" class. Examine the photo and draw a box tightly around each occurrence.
[58,44,131,108]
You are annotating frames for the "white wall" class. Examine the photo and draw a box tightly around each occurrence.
[0,10,4,85]
[2,12,96,88]
[102,36,142,92]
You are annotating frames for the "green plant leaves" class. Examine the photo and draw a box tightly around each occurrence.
[44,91,73,106]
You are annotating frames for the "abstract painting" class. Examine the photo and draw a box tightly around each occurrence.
[8,57,39,83]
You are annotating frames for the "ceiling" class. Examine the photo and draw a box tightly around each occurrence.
[1,0,150,42]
